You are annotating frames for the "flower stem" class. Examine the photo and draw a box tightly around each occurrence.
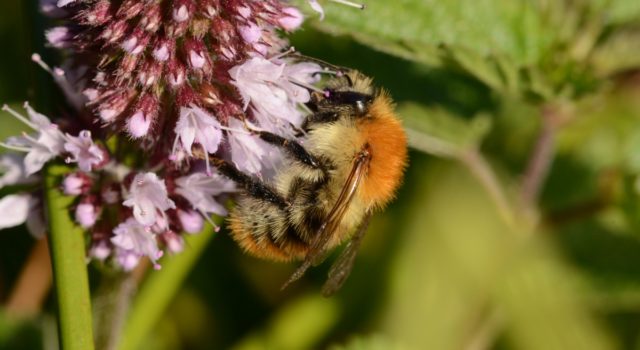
[45,164,95,350]
[520,104,564,210]
[117,221,218,350]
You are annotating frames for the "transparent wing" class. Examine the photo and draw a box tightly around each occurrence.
[321,210,372,296]
[281,146,372,290]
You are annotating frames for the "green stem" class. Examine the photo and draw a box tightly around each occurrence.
[45,165,95,350]
[117,222,218,350]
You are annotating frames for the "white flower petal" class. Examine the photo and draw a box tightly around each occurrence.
[175,172,234,217]
[0,194,31,229]
[0,154,34,189]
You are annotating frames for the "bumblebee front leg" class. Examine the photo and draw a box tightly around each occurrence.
[253,130,321,169]
[203,154,289,209]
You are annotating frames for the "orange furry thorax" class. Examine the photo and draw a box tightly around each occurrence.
[358,93,408,210]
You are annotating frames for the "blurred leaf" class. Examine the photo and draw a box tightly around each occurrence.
[399,102,491,156]
[0,312,45,350]
[330,333,408,350]
[557,86,640,172]
[117,222,218,350]
[232,295,339,350]
[383,161,614,349]
[0,103,30,144]
[495,244,614,350]
[591,27,640,77]
[589,0,640,25]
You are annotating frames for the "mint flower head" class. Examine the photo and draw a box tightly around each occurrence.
[1,0,363,271]
[53,0,317,143]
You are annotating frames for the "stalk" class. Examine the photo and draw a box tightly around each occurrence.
[45,164,95,350]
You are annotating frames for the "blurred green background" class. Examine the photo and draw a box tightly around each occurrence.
[2,1,640,349]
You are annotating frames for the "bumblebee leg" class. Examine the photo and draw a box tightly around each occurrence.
[207,156,289,209]
[254,130,321,169]
[301,111,339,131]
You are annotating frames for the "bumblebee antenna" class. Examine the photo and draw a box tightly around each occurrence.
[286,51,346,73]
[286,51,355,87]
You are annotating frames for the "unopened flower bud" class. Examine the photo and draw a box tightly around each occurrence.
[279,7,304,31]
[63,172,92,196]
[161,231,184,254]
[89,240,112,261]
[75,202,99,228]
[127,95,158,138]
[177,209,204,233]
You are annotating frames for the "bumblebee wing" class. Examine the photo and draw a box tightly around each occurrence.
[281,146,372,290]
[321,210,372,296]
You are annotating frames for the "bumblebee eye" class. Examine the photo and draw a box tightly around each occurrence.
[326,91,372,115]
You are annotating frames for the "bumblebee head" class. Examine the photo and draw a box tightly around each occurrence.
[307,70,378,120]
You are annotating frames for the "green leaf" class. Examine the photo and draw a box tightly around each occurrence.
[117,222,218,350]
[557,88,640,172]
[45,165,95,350]
[231,295,339,350]
[591,27,640,77]
[399,102,491,156]
[589,0,640,25]
[303,0,557,65]
[384,161,615,349]
[330,334,408,350]
[294,0,569,96]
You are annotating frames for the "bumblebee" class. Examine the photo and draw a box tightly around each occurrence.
[202,70,407,295]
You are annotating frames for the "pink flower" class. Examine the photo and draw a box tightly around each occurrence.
[75,202,99,228]
[226,119,271,175]
[126,95,158,138]
[279,7,305,31]
[160,231,184,254]
[229,57,320,134]
[111,217,163,269]
[176,209,204,234]
[115,248,141,271]
[239,22,262,43]
[64,130,105,172]
[62,173,90,196]
[175,172,235,219]
[123,173,175,226]
[173,105,223,157]
[2,103,65,175]
[89,241,111,261]
[46,26,71,48]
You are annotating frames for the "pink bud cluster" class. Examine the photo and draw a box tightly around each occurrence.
[51,0,307,143]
